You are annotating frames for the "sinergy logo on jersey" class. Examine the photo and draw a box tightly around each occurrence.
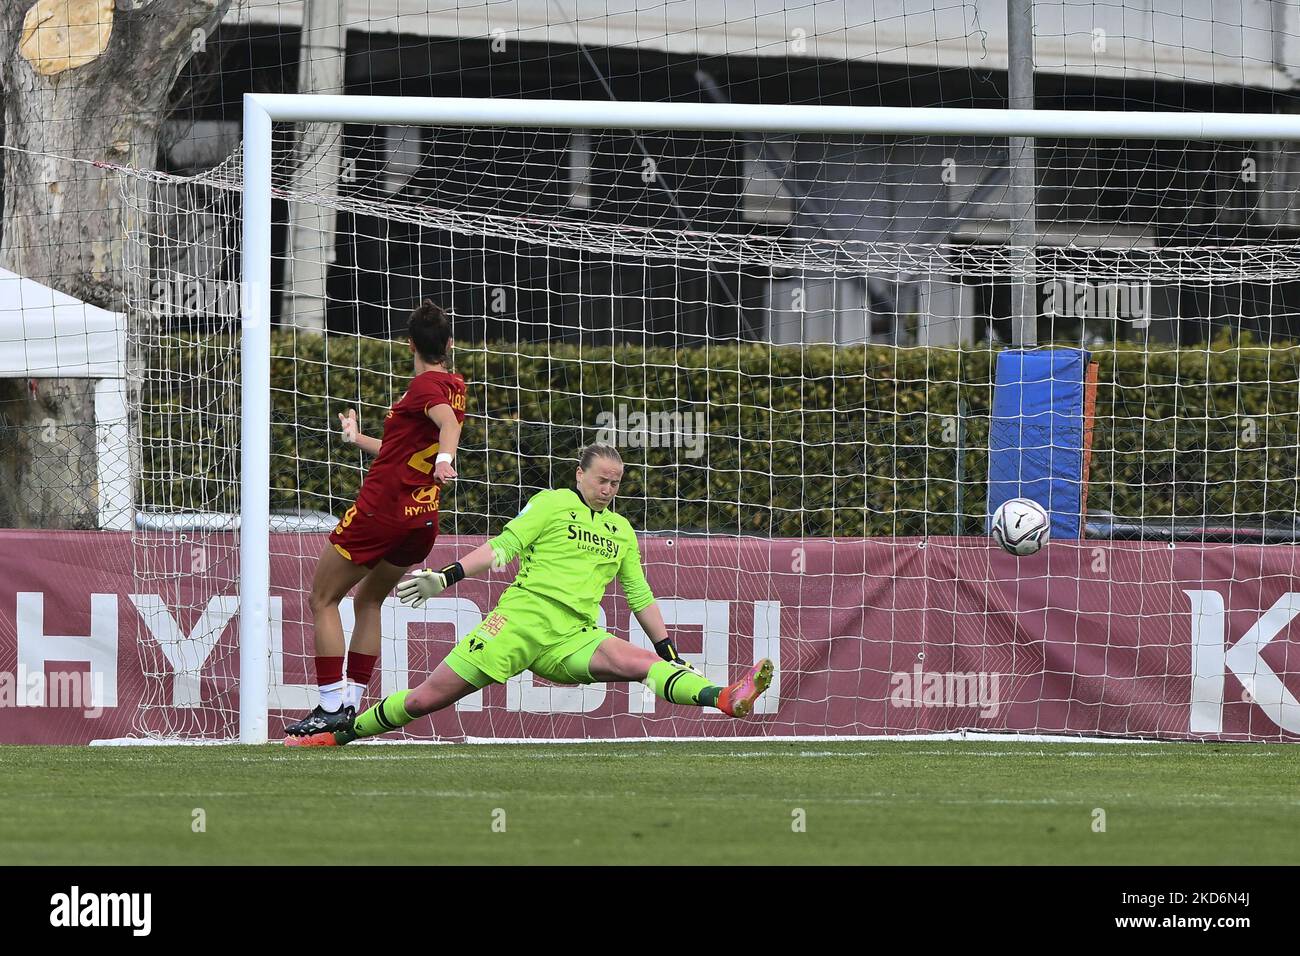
[568,524,620,559]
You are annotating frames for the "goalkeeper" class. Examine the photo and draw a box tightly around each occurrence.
[285,444,773,746]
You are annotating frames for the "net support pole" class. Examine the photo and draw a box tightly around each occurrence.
[283,0,347,333]
[240,96,273,744]
[1007,0,1037,348]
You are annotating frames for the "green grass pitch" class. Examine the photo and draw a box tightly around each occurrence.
[3,740,1297,865]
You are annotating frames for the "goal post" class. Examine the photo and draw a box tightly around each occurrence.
[218,94,1300,743]
[240,97,273,744]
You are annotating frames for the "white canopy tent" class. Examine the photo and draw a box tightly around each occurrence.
[0,267,131,530]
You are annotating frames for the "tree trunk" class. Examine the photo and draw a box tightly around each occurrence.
[0,377,99,528]
[0,0,231,528]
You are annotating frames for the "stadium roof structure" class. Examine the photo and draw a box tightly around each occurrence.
[224,0,1300,89]
[0,268,124,380]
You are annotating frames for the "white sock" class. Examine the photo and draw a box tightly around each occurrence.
[319,680,346,712]
[343,681,364,711]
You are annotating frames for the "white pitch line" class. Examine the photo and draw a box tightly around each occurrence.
[18,791,1299,809]
[92,732,1243,747]
[56,746,1290,762]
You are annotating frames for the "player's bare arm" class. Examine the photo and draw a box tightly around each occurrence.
[427,402,460,485]
[338,408,382,455]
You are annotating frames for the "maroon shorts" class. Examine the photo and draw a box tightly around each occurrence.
[329,505,439,569]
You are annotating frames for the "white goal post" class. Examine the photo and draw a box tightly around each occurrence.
[238,93,1300,744]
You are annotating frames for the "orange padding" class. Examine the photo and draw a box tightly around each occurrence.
[1080,360,1099,531]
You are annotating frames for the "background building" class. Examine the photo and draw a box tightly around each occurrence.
[148,0,1300,346]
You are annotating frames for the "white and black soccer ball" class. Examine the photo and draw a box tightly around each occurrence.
[991,497,1050,556]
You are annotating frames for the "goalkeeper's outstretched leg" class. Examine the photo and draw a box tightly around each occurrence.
[285,640,774,746]
[587,637,774,718]
[284,660,481,746]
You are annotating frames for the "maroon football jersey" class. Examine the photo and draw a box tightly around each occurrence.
[353,369,467,527]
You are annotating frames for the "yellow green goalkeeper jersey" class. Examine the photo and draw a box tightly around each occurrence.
[487,487,655,624]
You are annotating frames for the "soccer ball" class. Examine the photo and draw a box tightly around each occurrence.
[991,497,1050,556]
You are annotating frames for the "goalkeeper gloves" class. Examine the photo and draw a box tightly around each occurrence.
[653,637,694,670]
[396,562,466,608]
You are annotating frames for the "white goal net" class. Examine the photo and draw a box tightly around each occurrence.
[121,101,1300,743]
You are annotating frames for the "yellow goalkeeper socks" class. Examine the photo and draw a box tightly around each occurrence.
[646,661,721,708]
[343,690,415,741]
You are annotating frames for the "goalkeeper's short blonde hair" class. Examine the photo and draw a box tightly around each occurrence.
[578,443,622,470]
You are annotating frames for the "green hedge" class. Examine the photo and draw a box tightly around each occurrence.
[136,331,1300,537]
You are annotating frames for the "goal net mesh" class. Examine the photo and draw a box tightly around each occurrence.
[122,116,1300,741]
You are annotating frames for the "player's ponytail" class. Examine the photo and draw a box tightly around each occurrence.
[408,299,452,366]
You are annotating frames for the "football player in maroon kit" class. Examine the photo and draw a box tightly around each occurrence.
[284,300,467,739]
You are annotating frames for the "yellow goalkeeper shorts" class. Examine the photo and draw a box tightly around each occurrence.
[445,585,612,687]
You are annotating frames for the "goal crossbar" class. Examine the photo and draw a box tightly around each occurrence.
[238,93,1300,743]
[246,93,1300,138]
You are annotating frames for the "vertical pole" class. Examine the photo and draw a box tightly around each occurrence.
[284,0,347,332]
[1007,0,1037,347]
[1080,361,1099,535]
[240,95,272,744]
[954,397,966,536]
